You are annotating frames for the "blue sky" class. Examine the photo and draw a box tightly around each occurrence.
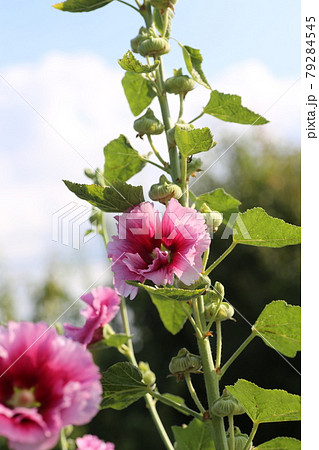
[0,0,301,318]
[1,0,300,78]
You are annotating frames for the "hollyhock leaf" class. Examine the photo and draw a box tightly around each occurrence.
[63,180,144,213]
[203,90,269,125]
[175,126,215,157]
[101,362,147,410]
[151,296,191,335]
[103,135,146,184]
[122,72,156,116]
[126,282,206,301]
[153,7,174,38]
[161,394,190,416]
[118,51,159,74]
[53,0,113,12]
[179,44,211,89]
[172,418,215,450]
[233,207,301,247]
[226,380,301,424]
[253,301,301,358]
[255,437,301,449]
[103,325,132,348]
[195,188,241,223]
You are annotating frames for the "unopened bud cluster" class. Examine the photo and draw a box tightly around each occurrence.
[169,348,202,377]
[149,175,182,205]
[211,389,245,417]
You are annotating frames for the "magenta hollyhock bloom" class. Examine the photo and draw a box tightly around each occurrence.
[0,322,102,450]
[107,198,211,299]
[76,434,115,450]
[64,286,121,346]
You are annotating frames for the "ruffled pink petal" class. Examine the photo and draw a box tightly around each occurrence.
[76,434,115,450]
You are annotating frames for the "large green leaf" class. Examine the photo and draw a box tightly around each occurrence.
[151,296,190,335]
[127,282,207,301]
[226,380,301,424]
[233,207,301,248]
[203,90,268,125]
[63,180,144,213]
[195,188,241,223]
[172,418,215,450]
[101,362,147,410]
[53,0,113,12]
[122,72,156,116]
[179,44,211,89]
[103,135,146,184]
[253,301,301,358]
[118,51,159,74]
[175,126,215,157]
[255,437,301,449]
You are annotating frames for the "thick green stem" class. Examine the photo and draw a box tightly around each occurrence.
[196,335,228,449]
[180,155,188,206]
[220,331,256,377]
[228,415,235,450]
[120,298,174,450]
[178,92,184,121]
[215,320,222,370]
[204,242,237,276]
[184,372,206,414]
[59,429,68,450]
[149,389,203,421]
[243,422,259,450]
[156,58,181,183]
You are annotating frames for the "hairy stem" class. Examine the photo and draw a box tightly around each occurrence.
[215,320,222,369]
[204,242,237,276]
[149,389,203,421]
[147,134,168,167]
[243,422,259,450]
[184,372,206,413]
[220,331,256,377]
[228,415,235,450]
[180,155,188,206]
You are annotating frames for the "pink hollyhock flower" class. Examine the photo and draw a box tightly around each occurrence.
[0,322,102,450]
[64,286,121,346]
[107,198,211,299]
[76,434,115,450]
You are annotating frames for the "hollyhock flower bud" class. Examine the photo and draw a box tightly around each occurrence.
[169,348,202,376]
[211,389,245,417]
[64,286,121,347]
[149,175,182,205]
[164,68,195,96]
[200,203,223,234]
[226,427,251,450]
[0,322,102,450]
[130,27,148,53]
[138,30,170,58]
[133,108,164,137]
[76,434,115,450]
[138,361,156,386]
[107,198,211,299]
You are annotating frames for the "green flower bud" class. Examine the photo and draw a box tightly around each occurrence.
[138,36,171,58]
[200,203,223,234]
[175,274,211,291]
[130,27,148,53]
[211,390,245,417]
[164,68,196,96]
[226,427,251,450]
[150,0,178,9]
[206,281,225,303]
[134,108,164,137]
[149,175,182,205]
[205,301,234,322]
[169,348,202,376]
[139,361,156,386]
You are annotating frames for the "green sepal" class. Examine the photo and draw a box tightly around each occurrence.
[175,125,215,157]
[253,301,301,358]
[226,379,301,424]
[203,90,269,125]
[126,281,207,301]
[195,188,241,224]
[172,418,216,450]
[179,44,211,89]
[233,207,301,247]
[118,51,159,74]
[53,0,113,12]
[122,72,156,116]
[255,437,301,449]
[103,135,146,184]
[101,362,148,410]
[63,180,144,213]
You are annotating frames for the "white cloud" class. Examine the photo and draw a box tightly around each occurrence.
[0,53,300,314]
